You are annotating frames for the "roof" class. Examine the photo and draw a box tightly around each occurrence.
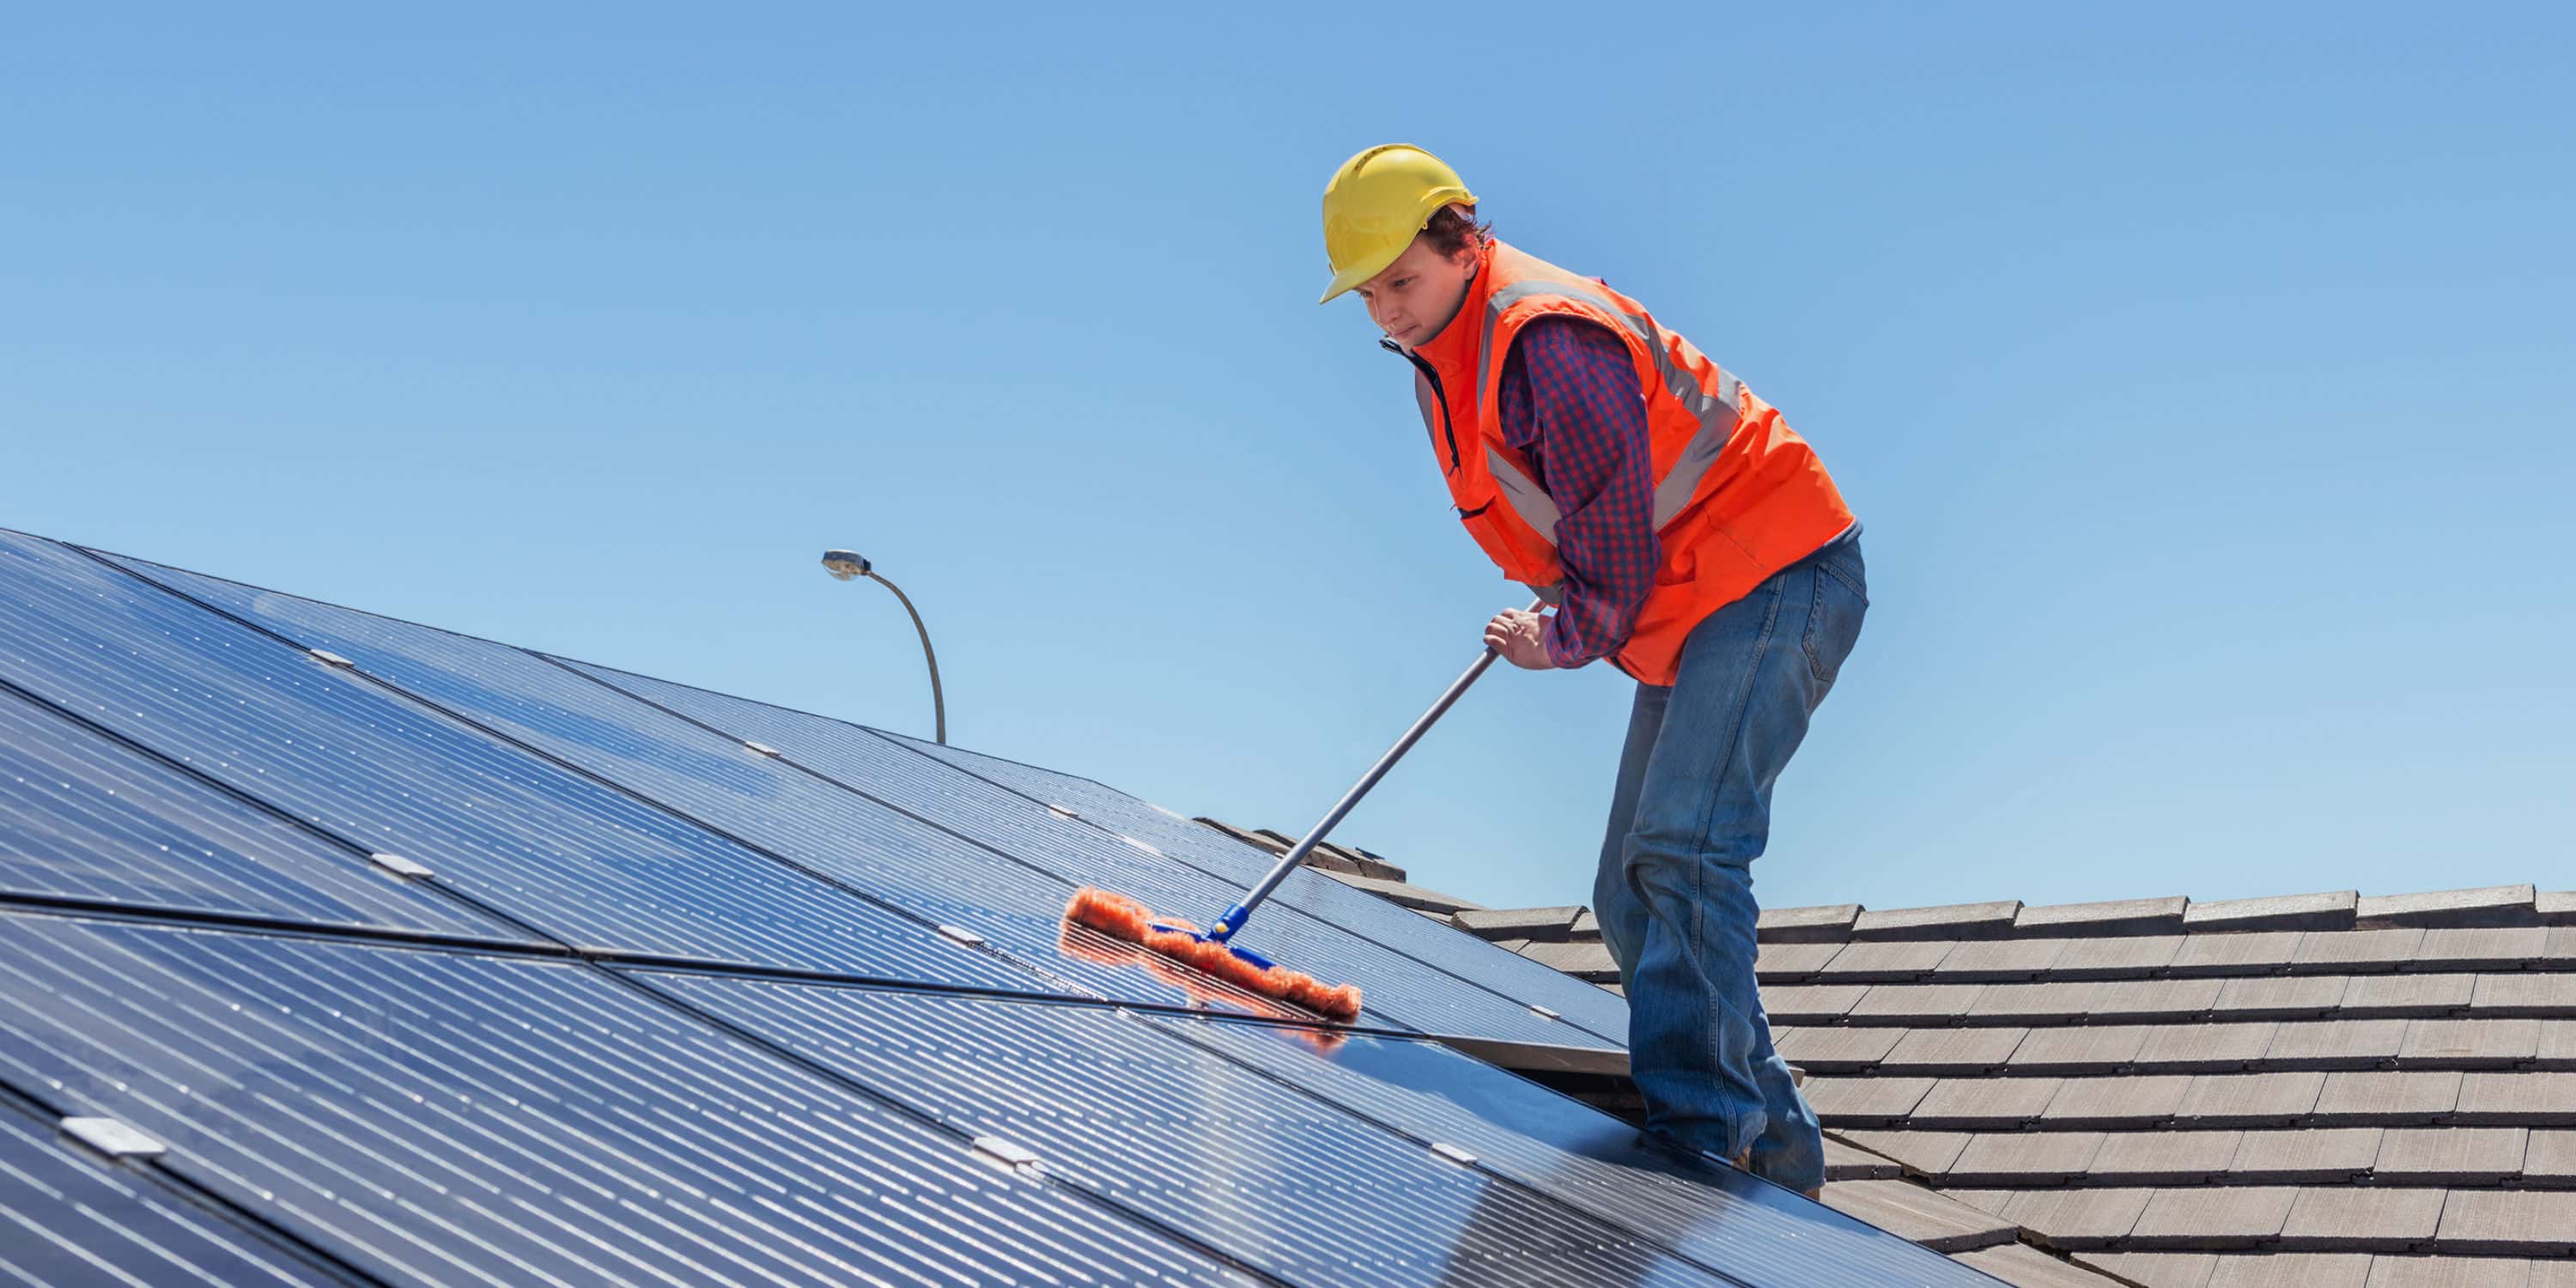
[0,526,1991,1287]
[1217,817,2576,1288]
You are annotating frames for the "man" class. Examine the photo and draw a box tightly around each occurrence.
[1319,143,1867,1195]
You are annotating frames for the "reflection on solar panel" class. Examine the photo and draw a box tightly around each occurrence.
[0,528,1999,1287]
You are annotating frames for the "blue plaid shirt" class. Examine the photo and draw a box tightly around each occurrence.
[1495,317,1660,670]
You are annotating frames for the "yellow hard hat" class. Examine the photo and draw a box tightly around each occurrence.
[1317,143,1477,304]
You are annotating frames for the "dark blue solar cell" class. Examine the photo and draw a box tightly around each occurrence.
[645,972,1765,1288]
[0,912,1264,1288]
[1151,1014,2002,1287]
[0,684,517,939]
[109,550,1601,1044]
[0,532,1027,992]
[0,1098,355,1286]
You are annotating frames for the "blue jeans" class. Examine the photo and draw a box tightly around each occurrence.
[1592,526,1867,1193]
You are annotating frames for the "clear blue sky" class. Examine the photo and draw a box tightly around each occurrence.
[6,4,2570,916]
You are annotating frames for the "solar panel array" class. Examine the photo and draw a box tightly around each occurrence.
[0,527,1999,1286]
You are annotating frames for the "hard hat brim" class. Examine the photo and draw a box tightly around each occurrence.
[1317,249,1402,305]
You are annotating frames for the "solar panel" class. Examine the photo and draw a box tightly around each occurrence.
[0,912,1263,1288]
[890,726,1639,1037]
[0,683,514,939]
[0,528,2002,1286]
[651,975,2001,1288]
[0,532,1027,992]
[0,1096,354,1286]
[107,549,1607,1047]
[561,655,1631,1044]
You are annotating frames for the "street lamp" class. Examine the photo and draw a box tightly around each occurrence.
[819,549,946,744]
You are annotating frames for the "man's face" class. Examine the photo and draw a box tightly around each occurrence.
[1355,232,1479,349]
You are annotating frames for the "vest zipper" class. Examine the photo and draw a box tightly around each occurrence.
[1384,338,1462,476]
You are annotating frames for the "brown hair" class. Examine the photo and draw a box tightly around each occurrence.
[1422,204,1492,257]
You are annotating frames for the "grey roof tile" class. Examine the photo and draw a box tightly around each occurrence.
[1942,1188,2020,1215]
[1313,869,1484,913]
[2051,934,2186,978]
[2341,974,2476,1018]
[2372,1127,2529,1183]
[2213,975,2349,1020]
[1755,940,1844,981]
[2531,1256,2576,1288]
[1818,939,1957,981]
[1514,939,1619,980]
[2397,1018,2542,1067]
[2131,1185,2299,1247]
[1759,902,1861,943]
[1852,899,2023,942]
[1195,817,1290,853]
[1832,1128,1974,1176]
[1947,1130,2109,1182]
[2088,1129,2244,1183]
[2170,931,2307,975]
[2075,1252,2220,1288]
[2043,1073,2194,1127]
[2206,1255,2374,1288]
[2294,928,2428,973]
[2546,896,2576,926]
[2278,1185,2449,1250]
[1820,1134,1905,1180]
[1883,1026,2030,1075]
[1567,908,1597,937]
[1450,905,1583,939]
[2356,884,2538,929]
[1955,1242,2137,1288]
[1911,1076,2067,1128]
[1977,981,2108,1025]
[2539,1019,2576,1067]
[1804,1075,1938,1124]
[2136,1022,2281,1072]
[2093,977,2227,1022]
[2313,1071,2464,1123]
[1935,937,2073,981]
[2000,1186,2155,1249]
[2174,1072,2328,1127]
[2452,1072,2576,1125]
[2466,973,2576,1017]
[1849,981,1990,1023]
[2432,1189,2576,1255]
[1818,1178,2019,1252]
[2016,896,2190,937]
[2521,1129,2576,1182]
[2229,1127,2385,1182]
[1758,982,1871,1023]
[1772,1025,1904,1072]
[2185,890,2360,933]
[2266,1019,2412,1069]
[2413,927,2552,970]
[2010,1024,2154,1073]
[2366,1256,2534,1288]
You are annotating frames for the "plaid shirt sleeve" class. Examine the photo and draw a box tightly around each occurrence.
[1494,315,1659,670]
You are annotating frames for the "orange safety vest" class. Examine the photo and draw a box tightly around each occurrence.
[1396,240,1854,685]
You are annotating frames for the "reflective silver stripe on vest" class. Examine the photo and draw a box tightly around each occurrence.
[1485,445,1559,544]
[1475,276,1746,538]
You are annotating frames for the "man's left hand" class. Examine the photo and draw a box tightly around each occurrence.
[1484,609,1557,671]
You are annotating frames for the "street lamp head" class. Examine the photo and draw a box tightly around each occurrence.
[820,550,872,581]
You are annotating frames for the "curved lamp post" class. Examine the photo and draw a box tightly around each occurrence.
[818,549,946,744]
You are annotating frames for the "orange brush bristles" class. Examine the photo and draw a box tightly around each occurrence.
[1065,887,1364,1024]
